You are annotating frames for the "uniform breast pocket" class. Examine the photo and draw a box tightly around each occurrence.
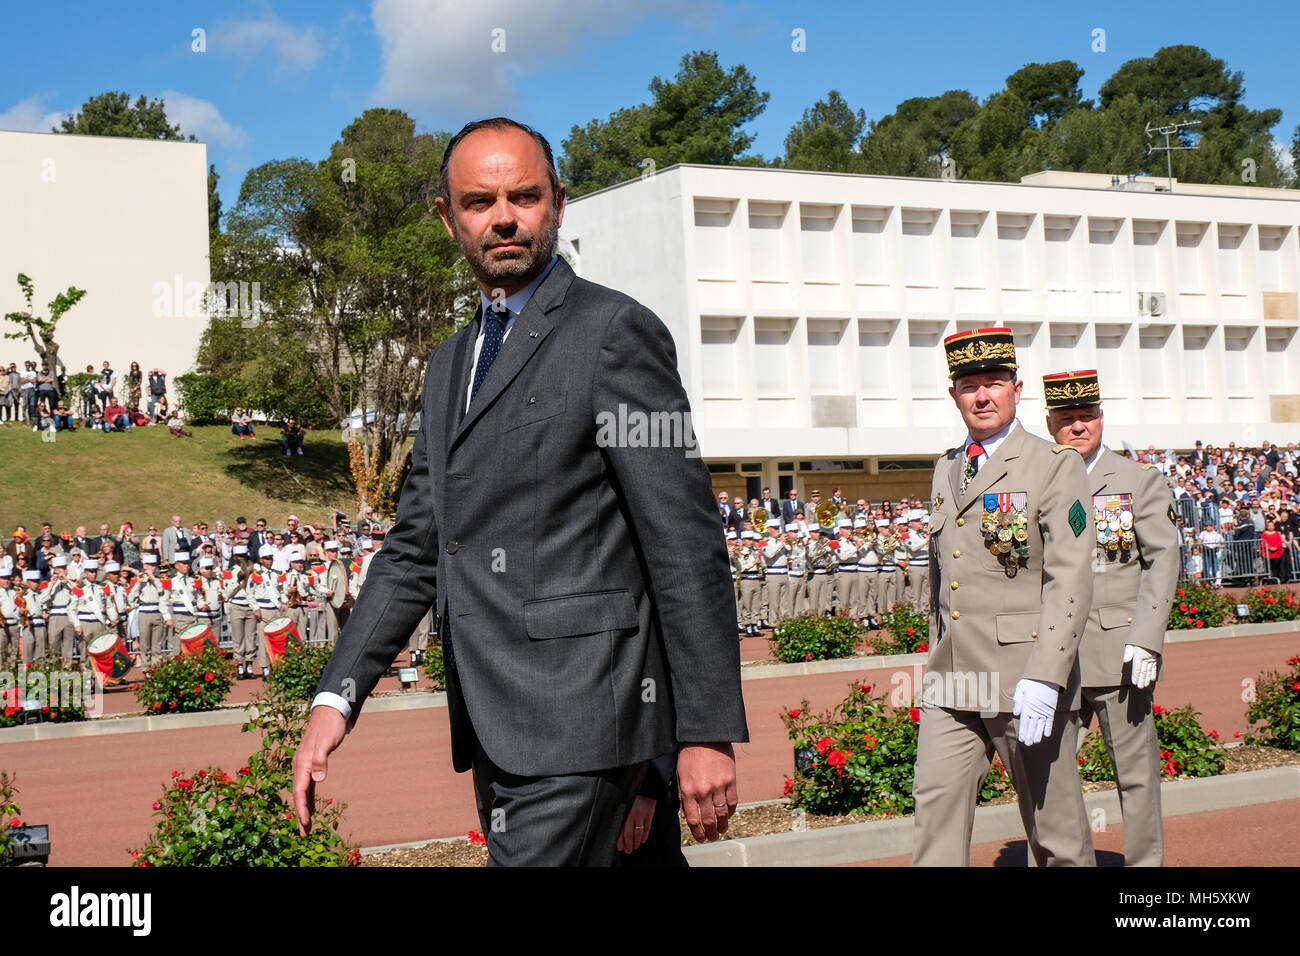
[504,390,568,431]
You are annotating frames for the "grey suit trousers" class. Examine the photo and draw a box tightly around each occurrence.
[1079,684,1162,866]
[913,704,1096,866]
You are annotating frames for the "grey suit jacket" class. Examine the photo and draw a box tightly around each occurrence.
[1079,449,1180,687]
[926,422,1095,712]
[317,257,749,776]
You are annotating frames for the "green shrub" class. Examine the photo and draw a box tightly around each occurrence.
[0,772,22,863]
[781,683,1006,816]
[1078,702,1226,780]
[1,657,90,727]
[1244,654,1300,751]
[130,693,356,866]
[772,614,863,663]
[267,642,333,702]
[1167,584,1233,630]
[878,602,930,654]
[421,640,445,691]
[174,372,245,425]
[1238,588,1300,624]
[134,646,235,714]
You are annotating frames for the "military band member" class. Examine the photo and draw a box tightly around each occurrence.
[195,557,224,646]
[102,562,132,653]
[735,531,764,636]
[130,553,171,671]
[224,545,259,678]
[1045,369,1179,867]
[784,530,807,619]
[0,567,20,663]
[873,519,899,616]
[913,327,1096,867]
[283,548,312,642]
[315,540,343,648]
[168,552,199,652]
[46,556,79,666]
[72,559,115,668]
[762,519,789,633]
[805,526,837,617]
[725,531,743,633]
[834,520,861,621]
[857,521,881,628]
[249,544,282,678]
[20,569,49,661]
[902,511,931,607]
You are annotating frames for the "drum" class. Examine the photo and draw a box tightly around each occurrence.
[263,615,302,666]
[178,622,216,655]
[88,632,132,682]
[326,561,348,609]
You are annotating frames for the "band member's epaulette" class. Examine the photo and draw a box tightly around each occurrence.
[1052,443,1075,454]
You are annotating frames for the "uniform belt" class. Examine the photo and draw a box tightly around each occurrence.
[740,573,760,580]
[197,612,220,621]
[48,608,68,616]
[839,566,858,572]
[77,614,100,623]
[137,603,160,611]
[255,599,277,609]
[786,569,803,577]
[229,597,250,607]
[2,618,16,626]
[879,566,897,572]
[812,568,830,575]
[860,566,879,572]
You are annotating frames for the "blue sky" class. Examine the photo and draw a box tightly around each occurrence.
[2,0,1296,209]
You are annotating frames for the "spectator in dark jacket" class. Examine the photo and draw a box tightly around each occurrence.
[147,369,167,416]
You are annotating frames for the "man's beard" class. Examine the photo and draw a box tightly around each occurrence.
[453,207,559,288]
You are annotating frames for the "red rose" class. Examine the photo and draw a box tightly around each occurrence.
[152,801,161,810]
[192,684,201,693]
[171,770,180,778]
[169,701,177,709]
[1195,620,1204,628]
[787,709,800,718]
[198,769,207,778]
[1177,589,1185,597]
[1234,731,1241,738]
[153,703,161,711]
[1160,749,1172,759]
[906,627,915,636]
[1208,729,1219,739]
[468,829,486,845]
[1287,656,1300,666]
[176,779,193,789]
[864,736,876,751]
[1077,755,1085,765]
[1152,705,1164,715]
[783,778,793,796]
[239,767,251,776]
[1179,603,1188,612]
[816,736,833,755]
[346,848,362,866]
[804,653,812,661]
[1185,617,1193,625]
[1189,606,1198,614]
[909,707,920,722]
[859,684,871,693]
[828,749,846,768]
[204,672,214,682]
[918,641,929,652]
[41,705,49,713]
[1293,681,1300,692]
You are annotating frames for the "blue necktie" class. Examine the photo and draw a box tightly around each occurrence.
[470,308,507,403]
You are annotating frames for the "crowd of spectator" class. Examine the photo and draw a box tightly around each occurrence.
[0,358,175,434]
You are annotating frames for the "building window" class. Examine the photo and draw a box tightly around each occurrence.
[1266,327,1294,392]
[700,315,742,396]
[1043,215,1077,288]
[1176,222,1206,290]
[851,206,890,284]
[901,208,939,285]
[1139,326,1171,395]
[1217,223,1247,293]
[693,198,735,277]
[857,319,896,395]
[1258,225,1288,292]
[800,204,838,280]
[997,212,1032,287]
[807,318,845,394]
[1094,324,1127,391]
[1182,325,1213,396]
[748,201,787,278]
[707,462,737,474]
[1223,326,1253,395]
[949,210,985,287]
[754,317,794,395]
[1049,323,1083,372]
[1132,219,1164,288]
[1088,217,1120,285]
[908,321,945,394]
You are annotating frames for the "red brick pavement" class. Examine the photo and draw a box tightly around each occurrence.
[4,631,1296,866]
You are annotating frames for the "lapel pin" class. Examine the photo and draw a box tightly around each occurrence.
[527,396,536,404]
[529,330,537,337]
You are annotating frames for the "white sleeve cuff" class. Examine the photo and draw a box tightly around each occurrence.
[311,691,353,727]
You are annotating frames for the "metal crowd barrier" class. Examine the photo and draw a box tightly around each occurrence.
[1176,535,1300,586]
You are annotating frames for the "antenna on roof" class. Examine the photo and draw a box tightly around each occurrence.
[1145,120,1201,193]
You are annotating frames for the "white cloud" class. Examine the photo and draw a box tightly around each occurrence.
[159,90,250,148]
[0,95,64,133]
[1273,136,1295,175]
[369,0,668,113]
[214,10,325,72]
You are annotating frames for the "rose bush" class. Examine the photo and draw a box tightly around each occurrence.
[772,614,863,663]
[1244,654,1300,751]
[134,646,235,714]
[1077,702,1225,780]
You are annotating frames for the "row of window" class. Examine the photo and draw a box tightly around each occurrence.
[698,317,1297,398]
[693,200,1298,294]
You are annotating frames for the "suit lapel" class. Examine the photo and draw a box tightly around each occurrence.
[946,450,962,506]
[450,258,575,450]
[957,423,1025,515]
[445,310,477,451]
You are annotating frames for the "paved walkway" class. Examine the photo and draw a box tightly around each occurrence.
[3,630,1296,865]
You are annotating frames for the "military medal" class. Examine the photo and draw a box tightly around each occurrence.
[1093,493,1135,557]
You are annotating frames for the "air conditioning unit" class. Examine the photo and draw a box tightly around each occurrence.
[1138,292,1166,316]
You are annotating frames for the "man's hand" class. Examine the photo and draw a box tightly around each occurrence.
[1012,678,1060,747]
[292,705,348,836]
[618,795,656,854]
[1123,644,1159,689]
[676,742,738,843]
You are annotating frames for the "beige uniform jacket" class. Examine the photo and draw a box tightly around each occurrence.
[927,422,1095,712]
[1079,448,1180,687]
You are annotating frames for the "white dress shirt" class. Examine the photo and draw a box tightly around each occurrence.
[464,255,559,411]
[962,418,1018,472]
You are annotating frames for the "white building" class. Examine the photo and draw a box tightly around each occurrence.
[560,165,1300,502]
[0,130,210,398]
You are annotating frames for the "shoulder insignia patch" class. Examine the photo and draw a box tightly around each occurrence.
[1141,462,1155,471]
[1167,504,1177,524]
[1052,443,1074,454]
[1068,500,1087,537]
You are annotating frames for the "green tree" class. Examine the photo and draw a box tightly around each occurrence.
[858,90,979,177]
[782,90,868,173]
[3,274,87,398]
[1005,60,1089,128]
[561,51,771,196]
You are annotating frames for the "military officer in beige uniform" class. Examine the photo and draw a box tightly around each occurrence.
[1044,369,1179,867]
[914,327,1096,867]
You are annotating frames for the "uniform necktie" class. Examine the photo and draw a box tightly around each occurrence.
[961,442,985,496]
[471,308,507,403]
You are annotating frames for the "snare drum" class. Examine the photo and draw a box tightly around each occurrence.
[262,615,302,666]
[88,632,133,682]
[178,622,217,656]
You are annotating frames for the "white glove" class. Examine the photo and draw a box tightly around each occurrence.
[1123,644,1159,689]
[1012,678,1059,747]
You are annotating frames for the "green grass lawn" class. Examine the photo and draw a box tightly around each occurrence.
[0,422,357,531]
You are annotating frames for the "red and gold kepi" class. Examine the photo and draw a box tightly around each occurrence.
[1042,369,1101,409]
[943,327,1017,379]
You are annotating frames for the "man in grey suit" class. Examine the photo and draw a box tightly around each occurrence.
[913,328,1096,866]
[1044,369,1179,865]
[293,117,748,865]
